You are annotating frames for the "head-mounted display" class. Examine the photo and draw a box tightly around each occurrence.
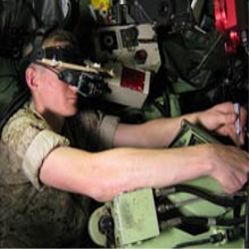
[34,46,83,65]
[23,44,112,98]
[58,70,111,98]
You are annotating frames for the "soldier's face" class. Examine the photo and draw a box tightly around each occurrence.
[36,66,78,117]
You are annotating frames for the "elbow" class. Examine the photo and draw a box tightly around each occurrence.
[87,184,118,202]
[84,175,130,202]
[81,178,121,202]
[78,151,133,202]
[91,192,114,202]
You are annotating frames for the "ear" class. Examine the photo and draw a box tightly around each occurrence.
[25,66,39,90]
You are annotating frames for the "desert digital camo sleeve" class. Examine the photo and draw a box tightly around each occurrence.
[1,101,70,189]
[0,101,90,247]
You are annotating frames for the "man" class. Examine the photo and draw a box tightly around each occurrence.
[0,29,248,247]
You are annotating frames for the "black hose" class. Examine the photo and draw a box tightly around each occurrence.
[181,216,245,226]
[157,184,245,207]
[173,237,211,248]
[173,233,225,248]
[160,216,245,230]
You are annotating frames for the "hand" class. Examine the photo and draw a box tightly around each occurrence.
[206,144,249,193]
[198,102,247,145]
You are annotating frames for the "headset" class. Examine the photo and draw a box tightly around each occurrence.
[0,27,111,134]
[21,28,111,98]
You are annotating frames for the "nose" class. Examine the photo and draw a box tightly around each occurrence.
[68,85,78,93]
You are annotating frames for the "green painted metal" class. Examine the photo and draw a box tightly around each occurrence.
[112,188,160,247]
[88,120,246,248]
[129,227,244,248]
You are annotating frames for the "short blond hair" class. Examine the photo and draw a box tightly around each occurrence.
[42,29,78,48]
[20,29,80,86]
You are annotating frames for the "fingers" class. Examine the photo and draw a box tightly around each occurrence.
[215,117,240,144]
[212,102,247,121]
[232,108,247,145]
[216,106,245,125]
[211,145,249,193]
[239,106,247,128]
[223,170,248,193]
[240,105,247,118]
[230,150,249,192]
[215,105,247,145]
[239,130,245,145]
[224,113,237,125]
[224,124,244,145]
[211,102,233,113]
[222,173,248,194]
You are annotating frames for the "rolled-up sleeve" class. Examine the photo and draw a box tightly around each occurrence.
[2,112,70,189]
[22,130,69,189]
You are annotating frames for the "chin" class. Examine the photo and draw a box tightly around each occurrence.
[63,107,78,117]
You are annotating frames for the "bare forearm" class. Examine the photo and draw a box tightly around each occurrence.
[114,112,199,148]
[40,145,210,201]
[93,145,210,196]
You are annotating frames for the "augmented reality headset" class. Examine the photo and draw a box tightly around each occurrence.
[25,45,111,98]
[34,46,83,65]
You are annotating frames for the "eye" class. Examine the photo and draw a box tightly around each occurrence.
[58,70,78,86]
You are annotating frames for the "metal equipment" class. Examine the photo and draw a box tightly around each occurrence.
[91,0,161,104]
[94,23,161,73]
[102,62,150,108]
[88,120,248,248]
[214,0,248,54]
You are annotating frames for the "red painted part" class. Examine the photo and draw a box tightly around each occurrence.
[214,0,238,32]
[214,0,241,53]
[214,0,227,32]
[121,67,145,92]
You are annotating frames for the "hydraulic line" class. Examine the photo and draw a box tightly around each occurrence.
[173,237,211,248]
[159,216,244,230]
[155,184,245,207]
[173,233,225,249]
[180,216,245,226]
[172,227,243,249]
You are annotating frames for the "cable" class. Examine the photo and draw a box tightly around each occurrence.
[160,216,244,231]
[172,227,244,249]
[181,216,244,226]
[173,238,210,249]
[173,237,210,248]
[173,232,225,248]
[156,184,245,207]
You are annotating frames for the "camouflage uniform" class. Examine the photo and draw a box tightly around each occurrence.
[0,100,119,247]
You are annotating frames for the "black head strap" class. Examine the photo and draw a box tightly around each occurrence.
[33,46,82,64]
